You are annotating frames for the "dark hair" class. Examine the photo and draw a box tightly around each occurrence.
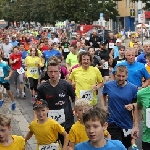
[70,44,77,49]
[115,65,128,74]
[47,56,60,69]
[88,46,95,51]
[56,55,62,61]
[13,46,19,50]
[118,46,125,50]
[83,107,108,126]
[145,53,150,61]
[78,51,92,65]
[29,47,39,56]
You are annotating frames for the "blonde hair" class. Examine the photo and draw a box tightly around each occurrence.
[0,113,12,127]
[74,98,91,110]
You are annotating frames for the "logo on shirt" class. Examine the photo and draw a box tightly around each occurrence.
[55,101,65,105]
[59,93,65,98]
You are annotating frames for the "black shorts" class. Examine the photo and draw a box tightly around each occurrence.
[0,82,10,90]
[99,69,109,77]
[142,141,150,150]
[107,122,132,148]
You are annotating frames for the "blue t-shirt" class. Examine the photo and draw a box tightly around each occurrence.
[43,49,61,63]
[137,52,146,64]
[10,41,19,47]
[112,61,150,87]
[75,140,126,150]
[21,50,28,68]
[102,80,138,129]
[0,62,11,83]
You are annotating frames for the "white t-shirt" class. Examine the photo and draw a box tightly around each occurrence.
[1,43,13,58]
[50,38,59,44]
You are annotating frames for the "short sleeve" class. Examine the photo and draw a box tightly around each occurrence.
[95,68,103,83]
[18,136,25,149]
[66,55,70,64]
[54,122,65,134]
[9,54,13,60]
[37,85,46,100]
[5,65,11,72]
[67,82,75,102]
[69,128,76,143]
[102,83,108,95]
[69,71,75,82]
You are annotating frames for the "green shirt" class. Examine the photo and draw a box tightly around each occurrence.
[66,52,78,67]
[137,86,150,143]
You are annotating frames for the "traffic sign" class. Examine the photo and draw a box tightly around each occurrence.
[138,14,145,23]
[130,9,135,17]
[100,13,104,21]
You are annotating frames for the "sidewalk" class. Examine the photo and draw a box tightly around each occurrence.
[0,94,36,150]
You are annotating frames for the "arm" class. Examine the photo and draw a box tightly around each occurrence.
[68,142,75,150]
[61,131,69,150]
[100,93,107,111]
[25,131,33,142]
[4,67,13,81]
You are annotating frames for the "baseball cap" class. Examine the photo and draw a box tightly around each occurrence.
[33,99,48,110]
[116,39,122,43]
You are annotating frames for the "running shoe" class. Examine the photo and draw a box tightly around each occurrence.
[0,99,4,107]
[11,101,16,111]
[22,92,26,98]
[132,144,139,150]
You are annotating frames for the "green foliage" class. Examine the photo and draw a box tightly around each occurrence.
[0,0,119,24]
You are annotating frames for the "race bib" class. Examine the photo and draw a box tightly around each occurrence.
[103,62,108,69]
[29,67,38,74]
[122,129,132,137]
[17,67,25,74]
[0,68,4,77]
[80,90,93,101]
[48,109,65,124]
[64,48,69,52]
[39,143,59,150]
[109,43,114,48]
[146,108,150,128]
[117,60,125,64]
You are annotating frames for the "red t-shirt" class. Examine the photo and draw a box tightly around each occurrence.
[10,53,22,70]
[41,45,49,52]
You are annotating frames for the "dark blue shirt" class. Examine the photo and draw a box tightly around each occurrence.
[102,81,138,129]
[137,52,146,64]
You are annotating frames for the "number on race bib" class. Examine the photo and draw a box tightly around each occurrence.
[29,67,38,74]
[17,67,25,74]
[39,143,59,150]
[109,43,114,48]
[122,129,132,137]
[0,68,4,77]
[64,48,70,52]
[103,62,108,69]
[80,90,93,101]
[48,109,65,124]
[146,108,150,128]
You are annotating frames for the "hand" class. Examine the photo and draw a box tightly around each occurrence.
[101,59,105,63]
[16,58,19,61]
[125,104,133,111]
[131,126,139,140]
[62,146,68,150]
[95,64,99,68]
[92,85,97,91]
[97,42,100,44]
[4,77,10,80]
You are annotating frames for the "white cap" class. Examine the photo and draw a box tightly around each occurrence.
[116,39,122,43]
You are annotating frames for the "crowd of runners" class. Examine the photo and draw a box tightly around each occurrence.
[0,27,150,150]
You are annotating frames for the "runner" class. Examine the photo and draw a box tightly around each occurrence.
[101,65,139,149]
[9,46,26,98]
[0,114,25,149]
[68,98,110,150]
[111,49,150,89]
[69,51,103,106]
[37,58,75,146]
[25,47,43,103]
[25,99,68,150]
[136,86,150,150]
[61,37,70,60]
[0,51,16,111]
[75,107,126,150]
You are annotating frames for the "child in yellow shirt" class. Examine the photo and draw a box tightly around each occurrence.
[0,113,25,150]
[68,98,110,150]
[25,99,68,150]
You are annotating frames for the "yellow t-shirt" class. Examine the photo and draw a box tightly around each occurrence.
[25,56,42,79]
[69,66,103,106]
[69,121,88,144]
[145,64,150,74]
[66,52,78,67]
[29,118,65,150]
[0,135,25,150]
[129,41,134,48]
